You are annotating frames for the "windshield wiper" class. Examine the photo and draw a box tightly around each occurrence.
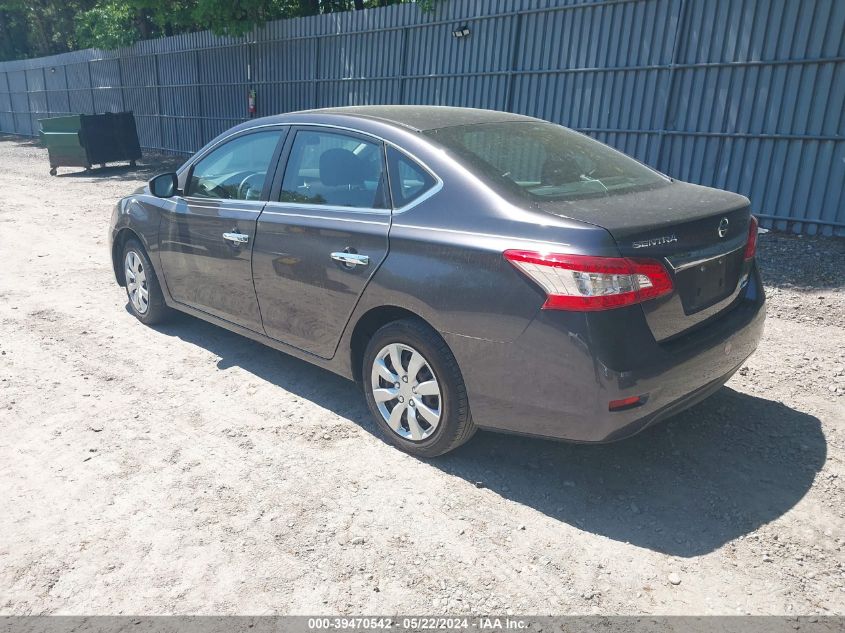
[579,174,609,193]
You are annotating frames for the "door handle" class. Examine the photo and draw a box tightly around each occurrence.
[331,252,369,268]
[223,232,249,245]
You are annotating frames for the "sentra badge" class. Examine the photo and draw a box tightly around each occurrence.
[632,234,678,249]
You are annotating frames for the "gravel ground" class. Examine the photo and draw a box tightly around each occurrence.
[0,136,843,615]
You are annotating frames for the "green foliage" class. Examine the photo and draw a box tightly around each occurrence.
[0,0,93,57]
[75,2,139,49]
[0,0,441,60]
[190,0,304,37]
[0,8,30,60]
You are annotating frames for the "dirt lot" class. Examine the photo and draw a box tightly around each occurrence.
[0,136,843,616]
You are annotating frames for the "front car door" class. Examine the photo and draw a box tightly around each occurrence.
[252,127,391,358]
[158,128,286,331]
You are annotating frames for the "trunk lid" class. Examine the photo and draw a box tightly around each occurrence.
[537,181,753,340]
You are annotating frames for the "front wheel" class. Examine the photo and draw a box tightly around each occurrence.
[362,319,475,457]
[122,239,171,325]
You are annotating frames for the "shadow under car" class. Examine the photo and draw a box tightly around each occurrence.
[153,311,826,557]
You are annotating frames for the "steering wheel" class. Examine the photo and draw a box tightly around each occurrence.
[237,173,265,200]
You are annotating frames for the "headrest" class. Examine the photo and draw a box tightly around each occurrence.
[319,148,367,187]
[541,153,583,186]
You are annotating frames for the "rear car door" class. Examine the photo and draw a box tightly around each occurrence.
[158,128,286,331]
[252,127,391,358]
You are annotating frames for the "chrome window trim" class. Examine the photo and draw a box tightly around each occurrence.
[262,201,390,217]
[391,223,571,248]
[393,179,443,214]
[385,144,444,214]
[182,123,288,173]
[259,209,390,226]
[181,198,266,212]
[198,121,444,215]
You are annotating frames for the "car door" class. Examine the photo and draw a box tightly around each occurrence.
[252,127,391,358]
[158,128,287,331]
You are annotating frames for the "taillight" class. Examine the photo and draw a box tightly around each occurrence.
[744,215,759,261]
[504,250,673,311]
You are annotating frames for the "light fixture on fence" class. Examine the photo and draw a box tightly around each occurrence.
[451,24,471,38]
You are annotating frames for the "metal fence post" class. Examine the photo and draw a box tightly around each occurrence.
[22,66,32,135]
[2,70,12,132]
[655,0,689,170]
[117,54,127,113]
[41,65,49,118]
[2,70,10,126]
[87,60,96,114]
[314,36,321,108]
[504,11,524,113]
[153,53,165,150]
[63,63,69,117]
[195,49,205,146]
[399,27,409,104]
[247,34,254,121]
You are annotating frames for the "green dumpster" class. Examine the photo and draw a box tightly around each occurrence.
[39,112,142,176]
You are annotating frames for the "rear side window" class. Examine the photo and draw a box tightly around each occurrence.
[386,146,437,208]
[424,121,668,202]
[279,130,388,209]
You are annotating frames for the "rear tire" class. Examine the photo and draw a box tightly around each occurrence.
[121,239,171,325]
[362,318,476,457]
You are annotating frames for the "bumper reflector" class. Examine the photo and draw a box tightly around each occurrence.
[608,395,646,412]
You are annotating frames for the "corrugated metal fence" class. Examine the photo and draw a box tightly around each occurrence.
[0,0,842,234]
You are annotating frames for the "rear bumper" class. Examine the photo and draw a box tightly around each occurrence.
[445,262,766,443]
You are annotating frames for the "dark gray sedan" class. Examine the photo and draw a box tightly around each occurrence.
[109,106,765,457]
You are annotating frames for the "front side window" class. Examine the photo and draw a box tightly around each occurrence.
[280,130,387,209]
[424,121,669,202]
[387,146,437,208]
[187,130,283,201]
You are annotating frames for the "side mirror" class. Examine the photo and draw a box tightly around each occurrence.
[150,172,179,198]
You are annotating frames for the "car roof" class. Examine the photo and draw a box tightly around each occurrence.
[258,105,541,132]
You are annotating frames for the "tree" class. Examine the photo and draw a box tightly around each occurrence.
[0,8,31,60]
[0,0,96,58]
[75,2,139,49]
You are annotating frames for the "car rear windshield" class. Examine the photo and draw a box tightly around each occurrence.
[423,121,669,201]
